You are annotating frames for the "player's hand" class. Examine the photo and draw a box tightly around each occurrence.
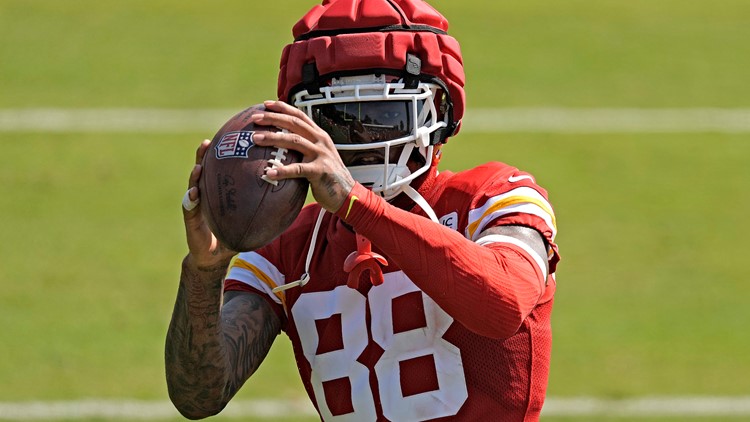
[182,140,236,272]
[250,100,355,213]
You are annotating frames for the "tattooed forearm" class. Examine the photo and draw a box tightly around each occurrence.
[165,257,280,419]
[165,259,226,418]
[221,292,281,394]
[318,171,354,212]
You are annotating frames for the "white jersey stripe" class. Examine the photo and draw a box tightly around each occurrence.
[476,234,548,281]
[468,203,557,242]
[228,253,287,308]
[466,187,556,240]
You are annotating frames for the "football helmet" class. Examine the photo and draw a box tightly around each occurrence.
[278,0,466,200]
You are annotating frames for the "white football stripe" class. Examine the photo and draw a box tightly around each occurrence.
[2,108,750,133]
[542,396,750,416]
[0,108,237,133]
[2,397,750,419]
[464,108,750,133]
[0,399,317,420]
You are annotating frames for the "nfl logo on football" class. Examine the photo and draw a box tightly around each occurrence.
[216,131,254,159]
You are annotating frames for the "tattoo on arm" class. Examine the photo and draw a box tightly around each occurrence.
[165,259,281,419]
[221,291,281,395]
[321,173,339,201]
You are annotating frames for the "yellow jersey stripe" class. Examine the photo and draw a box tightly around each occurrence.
[467,195,557,240]
[232,258,287,310]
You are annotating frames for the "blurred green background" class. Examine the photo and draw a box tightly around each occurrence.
[1,0,749,421]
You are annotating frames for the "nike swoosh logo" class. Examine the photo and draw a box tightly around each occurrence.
[508,175,534,183]
[345,195,359,219]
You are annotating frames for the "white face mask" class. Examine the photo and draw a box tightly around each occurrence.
[294,75,447,200]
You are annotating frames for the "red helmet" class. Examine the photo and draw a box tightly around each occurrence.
[277,0,466,199]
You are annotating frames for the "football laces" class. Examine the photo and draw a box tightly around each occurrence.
[261,146,289,186]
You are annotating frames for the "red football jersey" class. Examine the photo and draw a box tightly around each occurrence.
[225,162,560,421]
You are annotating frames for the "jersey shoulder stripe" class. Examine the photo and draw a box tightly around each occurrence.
[476,234,548,281]
[227,252,287,312]
[466,186,557,241]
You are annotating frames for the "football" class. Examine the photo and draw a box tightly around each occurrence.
[199,104,309,252]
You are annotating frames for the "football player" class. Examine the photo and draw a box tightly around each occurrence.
[166,0,560,421]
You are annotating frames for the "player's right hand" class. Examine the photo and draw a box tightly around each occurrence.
[182,139,236,272]
[250,100,356,214]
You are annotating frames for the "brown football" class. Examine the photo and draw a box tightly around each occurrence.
[199,104,308,252]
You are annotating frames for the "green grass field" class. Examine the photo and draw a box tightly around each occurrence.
[1,1,749,421]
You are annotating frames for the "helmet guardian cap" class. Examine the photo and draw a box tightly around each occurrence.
[278,0,466,198]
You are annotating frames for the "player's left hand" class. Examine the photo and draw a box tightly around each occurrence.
[182,139,237,272]
[250,100,355,213]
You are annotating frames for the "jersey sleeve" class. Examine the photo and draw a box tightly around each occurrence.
[337,181,551,339]
[224,251,289,324]
[463,165,560,275]
[222,204,323,327]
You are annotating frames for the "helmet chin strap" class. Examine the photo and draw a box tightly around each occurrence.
[402,184,440,223]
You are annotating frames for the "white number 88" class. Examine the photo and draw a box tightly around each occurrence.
[292,274,468,421]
